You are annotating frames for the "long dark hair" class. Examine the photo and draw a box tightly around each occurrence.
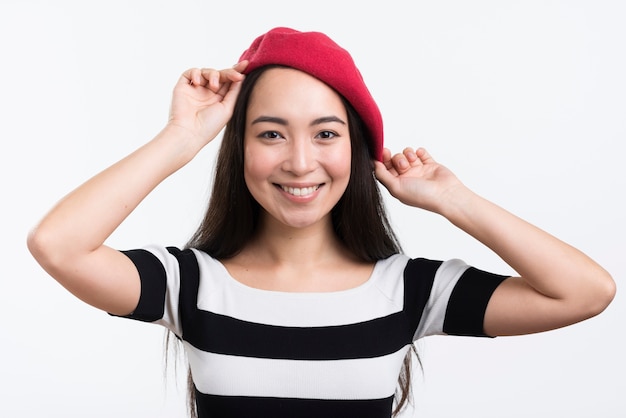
[168,65,417,417]
[187,65,400,261]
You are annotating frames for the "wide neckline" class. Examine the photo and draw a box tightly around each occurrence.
[204,252,390,297]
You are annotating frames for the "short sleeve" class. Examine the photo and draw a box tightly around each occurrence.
[443,267,509,337]
[110,245,184,337]
[413,259,508,340]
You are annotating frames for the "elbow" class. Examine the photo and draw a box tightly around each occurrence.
[599,270,617,311]
[27,224,65,274]
[27,225,46,262]
[27,225,50,267]
[584,269,616,318]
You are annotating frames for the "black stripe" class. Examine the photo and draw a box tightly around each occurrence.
[117,249,167,322]
[443,267,508,337]
[166,246,201,338]
[403,258,442,336]
[196,391,393,418]
[185,309,411,360]
[168,248,417,360]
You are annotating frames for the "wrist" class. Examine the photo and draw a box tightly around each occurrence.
[437,183,481,225]
[158,123,209,164]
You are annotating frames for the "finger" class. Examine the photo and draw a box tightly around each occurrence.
[193,67,245,96]
[373,161,395,189]
[215,80,233,99]
[403,147,419,165]
[181,68,216,90]
[199,68,223,91]
[180,67,199,86]
[416,147,436,164]
[233,60,249,72]
[378,149,399,177]
[391,152,410,173]
[217,66,246,84]
[381,148,394,170]
[221,79,244,109]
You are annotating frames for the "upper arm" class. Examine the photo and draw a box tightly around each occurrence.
[77,246,142,315]
[31,242,141,316]
[483,276,602,337]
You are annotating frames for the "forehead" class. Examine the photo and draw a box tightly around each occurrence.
[246,67,347,120]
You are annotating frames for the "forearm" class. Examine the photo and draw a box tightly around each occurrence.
[28,124,200,265]
[441,185,613,303]
[27,65,244,313]
[377,147,615,335]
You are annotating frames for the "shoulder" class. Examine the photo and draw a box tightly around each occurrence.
[373,254,468,285]
[122,245,226,280]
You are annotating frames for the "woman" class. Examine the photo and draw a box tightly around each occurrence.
[27,27,615,417]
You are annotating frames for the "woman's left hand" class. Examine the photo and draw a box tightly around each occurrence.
[374,147,464,214]
[375,147,615,337]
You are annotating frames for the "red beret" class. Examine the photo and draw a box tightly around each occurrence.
[239,27,384,161]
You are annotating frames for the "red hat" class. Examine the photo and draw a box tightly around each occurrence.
[239,27,384,161]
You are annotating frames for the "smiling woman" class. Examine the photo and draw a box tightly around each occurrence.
[26,26,615,418]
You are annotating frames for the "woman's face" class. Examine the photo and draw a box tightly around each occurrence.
[243,67,352,230]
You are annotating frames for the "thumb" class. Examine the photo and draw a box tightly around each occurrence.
[373,161,396,191]
[220,79,244,110]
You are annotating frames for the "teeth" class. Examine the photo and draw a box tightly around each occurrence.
[281,185,319,196]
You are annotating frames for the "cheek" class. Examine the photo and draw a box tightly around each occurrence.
[326,143,352,180]
[243,142,263,175]
[243,148,260,187]
[243,158,263,185]
[243,145,277,194]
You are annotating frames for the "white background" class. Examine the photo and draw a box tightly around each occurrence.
[1,1,625,417]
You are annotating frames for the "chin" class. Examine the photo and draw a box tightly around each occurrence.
[281,218,321,229]
[274,212,331,230]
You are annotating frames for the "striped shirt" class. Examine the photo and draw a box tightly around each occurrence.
[118,246,507,417]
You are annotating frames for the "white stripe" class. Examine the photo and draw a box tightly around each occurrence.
[414,258,469,339]
[193,250,410,327]
[186,343,410,400]
[144,244,183,336]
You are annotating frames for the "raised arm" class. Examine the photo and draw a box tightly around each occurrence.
[27,62,248,316]
[374,147,616,336]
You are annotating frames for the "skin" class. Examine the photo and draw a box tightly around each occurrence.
[243,68,352,231]
[27,62,249,315]
[375,147,616,335]
[27,62,615,336]
[226,68,372,292]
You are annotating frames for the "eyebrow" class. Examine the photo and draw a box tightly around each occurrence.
[251,115,346,126]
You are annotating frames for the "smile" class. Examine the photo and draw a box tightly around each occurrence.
[279,185,320,197]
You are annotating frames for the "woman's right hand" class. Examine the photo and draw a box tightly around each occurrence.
[167,60,248,147]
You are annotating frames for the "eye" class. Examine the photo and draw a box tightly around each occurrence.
[259,131,283,140]
[316,130,338,140]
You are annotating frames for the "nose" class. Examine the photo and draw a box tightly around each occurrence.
[282,138,316,175]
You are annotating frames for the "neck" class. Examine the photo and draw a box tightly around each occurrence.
[249,215,348,266]
[226,214,372,292]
